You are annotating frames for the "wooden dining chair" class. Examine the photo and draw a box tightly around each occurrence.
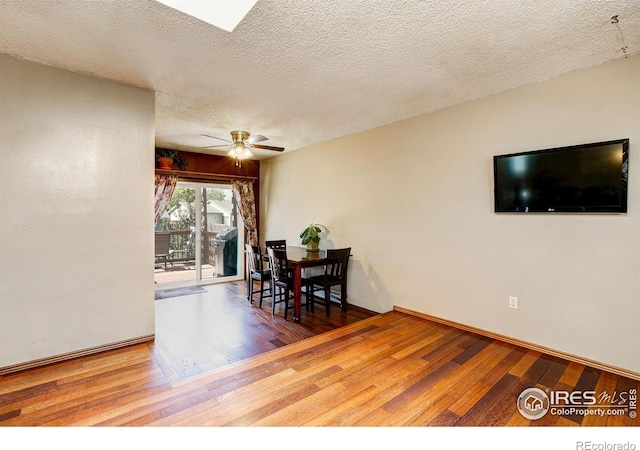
[308,247,351,317]
[266,247,311,320]
[246,244,271,307]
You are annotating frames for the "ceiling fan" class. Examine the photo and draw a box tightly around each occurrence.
[200,130,284,166]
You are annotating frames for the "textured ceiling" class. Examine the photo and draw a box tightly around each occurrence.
[1,0,639,159]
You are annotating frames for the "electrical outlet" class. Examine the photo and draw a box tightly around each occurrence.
[509,296,518,309]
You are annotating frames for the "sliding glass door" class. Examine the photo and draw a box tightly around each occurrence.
[154,182,244,286]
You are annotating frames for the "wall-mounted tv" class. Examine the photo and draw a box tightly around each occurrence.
[493,139,629,213]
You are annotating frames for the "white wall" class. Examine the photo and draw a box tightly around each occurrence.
[0,55,155,368]
[261,55,640,374]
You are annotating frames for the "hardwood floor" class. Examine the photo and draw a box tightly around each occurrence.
[153,281,377,381]
[0,281,638,429]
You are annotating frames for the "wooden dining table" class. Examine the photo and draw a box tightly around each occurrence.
[284,246,330,322]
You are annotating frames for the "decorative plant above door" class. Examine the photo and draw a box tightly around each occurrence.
[156,149,188,170]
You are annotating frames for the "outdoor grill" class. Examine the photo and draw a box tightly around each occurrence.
[212,227,238,277]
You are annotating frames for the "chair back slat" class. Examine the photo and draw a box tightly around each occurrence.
[267,247,289,284]
[246,244,262,273]
[326,248,351,278]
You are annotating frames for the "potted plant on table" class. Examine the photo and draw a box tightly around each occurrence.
[300,223,326,252]
[156,149,187,170]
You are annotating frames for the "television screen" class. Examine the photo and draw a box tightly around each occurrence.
[493,139,629,213]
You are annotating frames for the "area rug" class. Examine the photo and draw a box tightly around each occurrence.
[155,286,206,300]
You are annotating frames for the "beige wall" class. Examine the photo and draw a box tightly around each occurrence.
[0,55,155,368]
[261,55,640,374]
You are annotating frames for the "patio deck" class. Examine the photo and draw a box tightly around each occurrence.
[154,228,239,285]
[154,261,217,284]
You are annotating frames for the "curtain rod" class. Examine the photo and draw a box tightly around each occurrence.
[155,169,257,183]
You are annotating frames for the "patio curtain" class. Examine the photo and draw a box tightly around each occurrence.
[154,174,178,225]
[232,180,258,246]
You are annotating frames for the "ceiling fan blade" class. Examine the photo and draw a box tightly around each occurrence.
[199,144,230,148]
[246,135,268,144]
[201,134,231,143]
[252,144,285,152]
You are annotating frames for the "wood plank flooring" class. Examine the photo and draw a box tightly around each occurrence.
[152,281,377,381]
[0,281,638,428]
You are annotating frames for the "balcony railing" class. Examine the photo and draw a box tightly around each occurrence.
[155,227,229,266]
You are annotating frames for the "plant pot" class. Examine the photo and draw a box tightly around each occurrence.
[157,157,173,170]
[306,240,319,252]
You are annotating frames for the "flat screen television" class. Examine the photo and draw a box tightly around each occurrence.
[493,139,629,213]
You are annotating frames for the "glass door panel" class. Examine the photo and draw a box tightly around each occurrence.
[154,184,197,285]
[154,182,244,287]
[201,185,240,281]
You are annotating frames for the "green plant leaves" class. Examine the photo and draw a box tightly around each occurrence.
[300,223,325,244]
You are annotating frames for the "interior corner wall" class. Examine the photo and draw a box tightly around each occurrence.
[0,54,155,368]
[260,54,640,374]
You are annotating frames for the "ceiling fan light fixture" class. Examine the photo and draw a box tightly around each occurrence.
[241,147,253,159]
[228,141,253,166]
[199,129,283,165]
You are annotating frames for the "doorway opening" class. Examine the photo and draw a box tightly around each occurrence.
[154,182,244,287]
